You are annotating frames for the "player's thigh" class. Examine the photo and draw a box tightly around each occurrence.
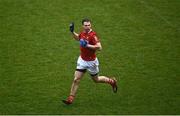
[91,74,99,82]
[87,58,99,75]
[88,64,99,75]
[76,56,86,69]
[74,70,85,80]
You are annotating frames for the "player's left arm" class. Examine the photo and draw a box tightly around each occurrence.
[86,42,102,51]
[86,36,102,51]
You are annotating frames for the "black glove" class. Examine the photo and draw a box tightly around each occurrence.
[69,22,74,33]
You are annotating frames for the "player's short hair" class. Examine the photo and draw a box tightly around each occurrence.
[82,18,91,25]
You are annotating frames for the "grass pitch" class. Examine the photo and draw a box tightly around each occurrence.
[0,0,179,114]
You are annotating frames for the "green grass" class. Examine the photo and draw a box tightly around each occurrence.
[0,0,179,114]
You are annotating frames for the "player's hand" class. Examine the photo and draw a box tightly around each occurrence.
[80,39,88,47]
[69,22,74,33]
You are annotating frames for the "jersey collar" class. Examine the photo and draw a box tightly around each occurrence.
[84,29,92,34]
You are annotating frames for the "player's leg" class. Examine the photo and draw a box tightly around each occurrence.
[70,69,86,96]
[87,58,117,93]
[62,69,86,105]
[91,74,118,93]
[63,56,87,105]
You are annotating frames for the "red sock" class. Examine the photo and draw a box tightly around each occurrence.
[107,78,114,85]
[67,95,75,102]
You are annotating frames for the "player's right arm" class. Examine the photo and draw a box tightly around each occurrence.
[69,22,79,41]
[72,32,79,41]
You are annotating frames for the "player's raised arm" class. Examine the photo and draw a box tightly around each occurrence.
[69,22,79,41]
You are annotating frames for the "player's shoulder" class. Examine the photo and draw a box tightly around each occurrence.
[91,31,97,34]
[90,31,100,42]
[89,31,97,36]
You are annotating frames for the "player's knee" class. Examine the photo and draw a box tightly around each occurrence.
[73,77,81,84]
[92,77,99,83]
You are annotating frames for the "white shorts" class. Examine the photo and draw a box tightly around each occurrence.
[76,56,99,75]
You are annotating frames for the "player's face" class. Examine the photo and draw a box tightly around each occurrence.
[83,22,91,32]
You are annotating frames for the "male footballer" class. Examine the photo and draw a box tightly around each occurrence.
[62,18,117,105]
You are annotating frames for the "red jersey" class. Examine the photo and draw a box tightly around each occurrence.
[79,30,100,61]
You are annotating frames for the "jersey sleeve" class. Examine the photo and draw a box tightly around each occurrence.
[92,32,100,44]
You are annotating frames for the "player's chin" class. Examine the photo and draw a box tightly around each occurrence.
[85,28,90,32]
